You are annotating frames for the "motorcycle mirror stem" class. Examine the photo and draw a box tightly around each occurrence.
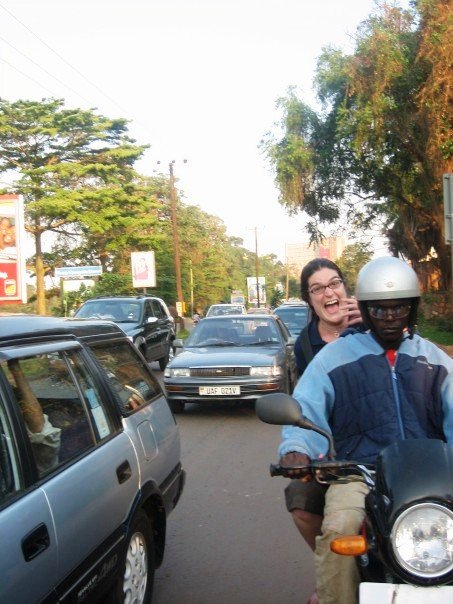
[255,393,337,459]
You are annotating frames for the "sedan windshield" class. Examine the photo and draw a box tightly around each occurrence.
[186,318,281,347]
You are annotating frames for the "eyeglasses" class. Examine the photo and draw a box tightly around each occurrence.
[367,304,411,320]
[308,278,344,296]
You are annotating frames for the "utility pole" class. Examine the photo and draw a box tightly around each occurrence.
[254,226,260,308]
[189,259,194,315]
[168,161,184,310]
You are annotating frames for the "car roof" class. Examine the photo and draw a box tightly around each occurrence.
[0,315,124,343]
[202,314,276,320]
[81,296,159,302]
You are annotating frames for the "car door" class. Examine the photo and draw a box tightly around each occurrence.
[0,397,58,603]
[150,299,171,358]
[0,343,140,603]
[142,299,161,360]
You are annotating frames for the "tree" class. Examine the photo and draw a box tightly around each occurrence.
[263,1,452,288]
[0,98,148,313]
[336,243,374,293]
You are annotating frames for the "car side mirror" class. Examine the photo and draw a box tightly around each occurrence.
[146,317,158,325]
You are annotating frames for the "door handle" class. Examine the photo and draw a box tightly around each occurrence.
[22,523,50,561]
[116,460,132,484]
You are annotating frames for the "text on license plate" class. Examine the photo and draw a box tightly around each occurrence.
[199,386,241,396]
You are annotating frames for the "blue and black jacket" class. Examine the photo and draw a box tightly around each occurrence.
[279,331,453,464]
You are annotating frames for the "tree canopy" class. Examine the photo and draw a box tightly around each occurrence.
[262,0,452,289]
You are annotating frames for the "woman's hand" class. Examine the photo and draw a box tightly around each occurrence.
[341,297,362,326]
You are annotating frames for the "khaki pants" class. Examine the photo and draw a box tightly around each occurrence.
[314,481,368,604]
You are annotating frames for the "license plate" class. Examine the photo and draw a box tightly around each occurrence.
[199,386,240,396]
[359,582,453,603]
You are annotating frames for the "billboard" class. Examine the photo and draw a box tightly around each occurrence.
[0,194,27,304]
[131,251,156,288]
[247,276,266,305]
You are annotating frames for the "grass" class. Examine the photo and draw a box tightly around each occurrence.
[417,317,453,347]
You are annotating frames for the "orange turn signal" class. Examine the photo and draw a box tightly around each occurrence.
[330,535,367,556]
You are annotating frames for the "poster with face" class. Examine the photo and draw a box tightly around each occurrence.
[0,195,26,303]
[131,251,156,289]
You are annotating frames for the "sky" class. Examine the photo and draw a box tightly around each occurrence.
[0,0,399,261]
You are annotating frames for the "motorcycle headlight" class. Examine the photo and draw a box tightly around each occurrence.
[391,503,453,579]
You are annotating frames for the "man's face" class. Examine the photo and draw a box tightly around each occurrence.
[366,299,411,347]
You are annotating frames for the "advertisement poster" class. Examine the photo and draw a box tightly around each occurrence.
[0,194,27,304]
[246,276,266,305]
[131,251,156,288]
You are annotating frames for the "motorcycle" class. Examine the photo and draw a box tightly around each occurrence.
[256,393,453,603]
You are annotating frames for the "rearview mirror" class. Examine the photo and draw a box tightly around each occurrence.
[256,393,337,459]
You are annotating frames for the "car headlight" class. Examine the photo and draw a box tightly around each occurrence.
[250,366,283,377]
[164,367,190,378]
[391,502,453,578]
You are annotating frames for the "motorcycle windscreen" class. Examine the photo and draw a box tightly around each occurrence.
[374,439,453,524]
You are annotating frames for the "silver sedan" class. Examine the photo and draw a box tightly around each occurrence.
[163,314,297,413]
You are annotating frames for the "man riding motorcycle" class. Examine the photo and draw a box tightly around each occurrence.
[278,256,453,604]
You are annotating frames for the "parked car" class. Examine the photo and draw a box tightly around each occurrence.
[0,315,185,604]
[164,314,297,413]
[205,303,247,317]
[74,295,175,369]
[273,301,311,337]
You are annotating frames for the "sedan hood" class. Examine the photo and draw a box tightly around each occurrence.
[170,345,283,367]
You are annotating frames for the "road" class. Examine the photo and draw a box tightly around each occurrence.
[150,363,316,604]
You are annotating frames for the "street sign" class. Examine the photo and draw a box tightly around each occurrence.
[55,265,103,278]
[443,173,453,243]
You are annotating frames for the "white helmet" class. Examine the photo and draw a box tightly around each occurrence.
[355,257,420,301]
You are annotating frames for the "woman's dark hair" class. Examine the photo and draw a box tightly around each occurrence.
[300,258,345,309]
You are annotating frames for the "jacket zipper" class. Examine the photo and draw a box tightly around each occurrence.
[388,356,405,439]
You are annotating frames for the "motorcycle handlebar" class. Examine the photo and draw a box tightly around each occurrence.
[270,460,375,484]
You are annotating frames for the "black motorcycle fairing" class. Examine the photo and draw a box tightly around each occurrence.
[362,439,453,586]
[374,439,453,525]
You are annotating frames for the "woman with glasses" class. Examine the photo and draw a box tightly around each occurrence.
[279,256,453,604]
[293,258,363,377]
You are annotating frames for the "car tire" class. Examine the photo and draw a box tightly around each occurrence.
[113,510,155,604]
[169,400,185,414]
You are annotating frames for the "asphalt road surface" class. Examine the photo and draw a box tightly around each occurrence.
[150,365,316,604]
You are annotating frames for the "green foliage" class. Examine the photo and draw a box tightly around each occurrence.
[264,1,452,289]
[269,288,284,308]
[336,243,374,293]
[0,98,149,312]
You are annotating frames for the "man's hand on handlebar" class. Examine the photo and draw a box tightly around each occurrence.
[279,452,313,482]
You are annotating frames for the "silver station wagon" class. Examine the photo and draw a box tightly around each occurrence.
[0,315,185,603]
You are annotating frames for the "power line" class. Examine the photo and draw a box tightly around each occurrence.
[0,35,94,105]
[0,1,129,114]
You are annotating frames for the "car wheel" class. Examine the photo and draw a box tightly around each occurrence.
[169,400,185,414]
[113,510,155,604]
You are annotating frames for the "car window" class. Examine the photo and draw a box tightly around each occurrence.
[274,306,310,336]
[90,341,161,413]
[143,300,153,321]
[186,318,281,346]
[151,299,165,320]
[2,351,114,478]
